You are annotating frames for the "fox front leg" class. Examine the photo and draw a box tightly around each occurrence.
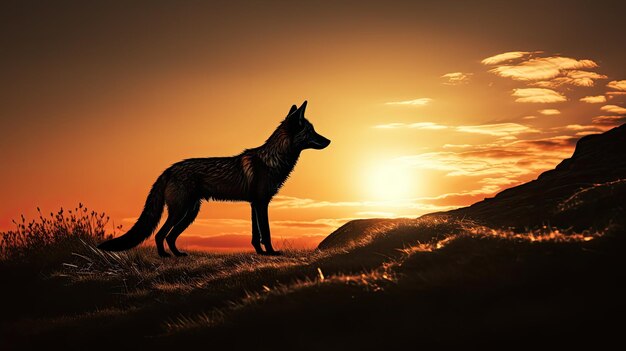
[250,204,264,254]
[252,202,281,256]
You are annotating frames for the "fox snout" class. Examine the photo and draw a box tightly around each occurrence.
[310,133,331,149]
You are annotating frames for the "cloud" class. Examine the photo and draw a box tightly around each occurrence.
[606,92,626,96]
[565,124,597,131]
[124,216,348,237]
[385,98,432,106]
[522,115,537,120]
[481,51,533,65]
[455,123,538,136]
[532,70,607,88]
[489,56,598,81]
[396,136,576,179]
[574,131,603,136]
[123,217,251,227]
[189,217,350,230]
[607,80,626,91]
[375,122,538,136]
[512,136,578,150]
[271,195,461,213]
[443,144,473,148]
[272,219,351,229]
[564,124,614,135]
[479,177,520,186]
[592,115,626,125]
[441,72,472,85]
[484,52,607,103]
[563,70,607,86]
[355,211,396,218]
[512,88,567,103]
[538,109,561,115]
[373,122,447,129]
[271,195,362,209]
[600,105,626,114]
[580,95,606,104]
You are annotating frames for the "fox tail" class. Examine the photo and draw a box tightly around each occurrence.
[97,171,170,252]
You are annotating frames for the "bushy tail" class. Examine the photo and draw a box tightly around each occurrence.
[97,171,170,252]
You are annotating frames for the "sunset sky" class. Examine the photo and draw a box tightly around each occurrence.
[2,1,625,251]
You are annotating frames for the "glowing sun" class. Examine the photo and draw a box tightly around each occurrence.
[366,161,414,201]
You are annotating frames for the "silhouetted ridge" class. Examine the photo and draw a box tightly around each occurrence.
[319,124,626,250]
[436,123,626,229]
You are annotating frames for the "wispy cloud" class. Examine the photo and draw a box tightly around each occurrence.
[186,217,350,230]
[532,70,607,88]
[385,98,432,106]
[564,124,614,136]
[373,122,447,130]
[271,196,361,209]
[600,105,626,114]
[481,51,533,65]
[355,211,396,218]
[580,95,606,103]
[443,144,473,148]
[488,56,598,81]
[396,136,575,179]
[512,88,567,103]
[375,122,537,136]
[606,92,626,96]
[456,123,538,136]
[271,195,459,212]
[592,115,626,125]
[441,72,472,85]
[538,109,561,115]
[607,80,626,91]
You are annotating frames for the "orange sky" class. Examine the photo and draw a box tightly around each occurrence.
[2,1,625,251]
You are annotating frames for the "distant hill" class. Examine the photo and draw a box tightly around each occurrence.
[319,124,626,250]
[440,123,626,230]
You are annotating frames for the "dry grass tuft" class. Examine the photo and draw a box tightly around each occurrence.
[0,204,119,265]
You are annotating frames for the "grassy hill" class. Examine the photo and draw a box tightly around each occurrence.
[3,124,626,349]
[3,215,624,349]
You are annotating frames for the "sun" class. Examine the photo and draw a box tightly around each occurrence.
[365,161,414,201]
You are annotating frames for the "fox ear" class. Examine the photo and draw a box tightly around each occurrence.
[287,104,297,117]
[298,100,308,117]
[293,100,307,125]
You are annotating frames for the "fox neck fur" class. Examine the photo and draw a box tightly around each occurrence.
[243,122,301,201]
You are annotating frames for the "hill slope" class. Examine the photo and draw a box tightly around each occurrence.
[441,123,626,229]
[319,124,626,250]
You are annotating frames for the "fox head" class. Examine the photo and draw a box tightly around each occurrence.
[284,101,331,150]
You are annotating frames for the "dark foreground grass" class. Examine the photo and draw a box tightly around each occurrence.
[1,210,624,350]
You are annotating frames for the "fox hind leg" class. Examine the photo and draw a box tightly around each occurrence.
[165,201,200,257]
[155,194,192,257]
[154,216,177,257]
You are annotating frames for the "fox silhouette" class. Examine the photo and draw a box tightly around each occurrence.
[98,101,330,257]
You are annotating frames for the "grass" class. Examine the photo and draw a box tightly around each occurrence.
[0,204,117,269]
[1,206,624,350]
